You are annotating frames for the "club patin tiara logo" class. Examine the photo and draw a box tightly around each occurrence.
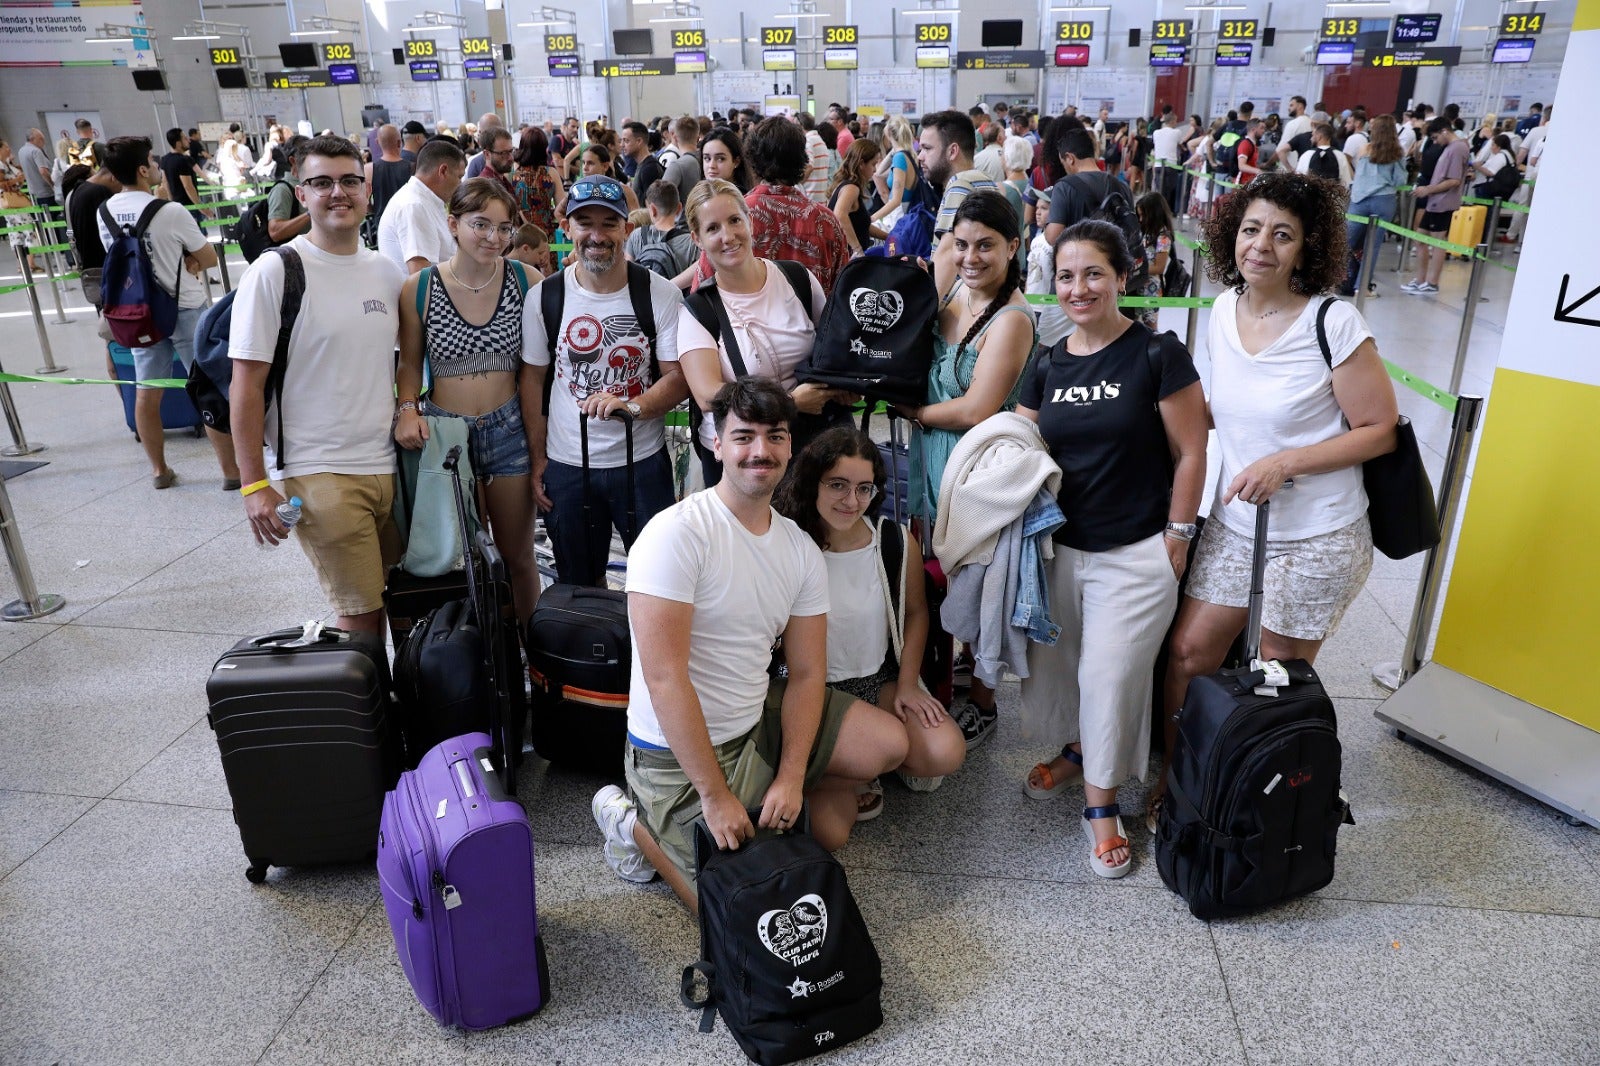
[848,287,904,332]
[757,893,828,967]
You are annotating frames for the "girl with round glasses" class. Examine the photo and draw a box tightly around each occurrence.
[394,177,541,620]
[776,427,966,817]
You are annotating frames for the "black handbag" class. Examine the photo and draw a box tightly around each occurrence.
[1315,299,1441,559]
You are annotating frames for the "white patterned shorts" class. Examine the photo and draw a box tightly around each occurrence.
[1185,514,1374,642]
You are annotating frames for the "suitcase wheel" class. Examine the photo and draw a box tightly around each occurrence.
[192,425,204,438]
[245,861,268,884]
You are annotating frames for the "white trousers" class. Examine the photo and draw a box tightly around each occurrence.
[1020,532,1179,789]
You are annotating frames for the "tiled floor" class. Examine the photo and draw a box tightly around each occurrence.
[2,241,1597,1065]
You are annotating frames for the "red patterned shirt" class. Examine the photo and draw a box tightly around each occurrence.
[692,182,849,296]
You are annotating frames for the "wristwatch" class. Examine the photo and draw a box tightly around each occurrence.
[623,401,642,419]
[1165,521,1199,541]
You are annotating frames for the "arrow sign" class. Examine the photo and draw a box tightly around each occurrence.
[1554,274,1600,327]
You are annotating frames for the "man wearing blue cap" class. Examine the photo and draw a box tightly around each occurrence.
[521,175,689,585]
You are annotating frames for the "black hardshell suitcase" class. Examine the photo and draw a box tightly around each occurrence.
[526,412,633,777]
[391,448,525,789]
[1154,498,1354,919]
[206,625,403,883]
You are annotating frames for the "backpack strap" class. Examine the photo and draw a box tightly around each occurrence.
[507,259,531,297]
[539,268,566,415]
[878,517,906,665]
[1314,297,1337,369]
[266,246,306,472]
[415,265,434,396]
[772,259,813,318]
[624,262,661,385]
[685,278,750,378]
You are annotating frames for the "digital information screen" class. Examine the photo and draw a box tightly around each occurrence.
[1216,42,1253,67]
[1149,43,1188,67]
[915,45,950,69]
[463,57,497,79]
[409,59,441,82]
[1316,41,1356,65]
[1493,38,1536,64]
[548,54,580,77]
[1054,44,1090,67]
[328,63,360,85]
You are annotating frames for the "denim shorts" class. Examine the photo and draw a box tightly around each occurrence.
[419,393,531,479]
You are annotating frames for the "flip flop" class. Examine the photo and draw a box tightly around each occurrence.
[1023,745,1083,800]
[1082,804,1132,880]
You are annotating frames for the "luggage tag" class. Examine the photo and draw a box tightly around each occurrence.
[1251,658,1290,697]
[280,620,326,648]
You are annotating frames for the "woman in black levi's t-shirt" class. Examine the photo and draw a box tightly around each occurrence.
[1015,219,1208,879]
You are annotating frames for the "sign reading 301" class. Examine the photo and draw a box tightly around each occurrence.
[762,26,795,46]
[209,46,241,66]
[915,22,952,44]
[672,29,705,49]
[405,39,436,59]
[460,36,492,56]
[323,42,355,62]
[545,33,577,52]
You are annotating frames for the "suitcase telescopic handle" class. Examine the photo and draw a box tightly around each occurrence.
[1244,497,1272,665]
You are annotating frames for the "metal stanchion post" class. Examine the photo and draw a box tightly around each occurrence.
[0,380,45,457]
[1179,168,1193,220]
[1448,250,1489,395]
[16,256,63,376]
[29,214,71,326]
[0,471,65,621]
[1372,394,1485,690]
[1354,215,1381,314]
[1483,197,1504,261]
[1184,243,1203,351]
[1393,190,1414,272]
[215,239,233,293]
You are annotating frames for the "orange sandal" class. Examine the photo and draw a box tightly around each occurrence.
[1023,745,1083,800]
[1082,804,1132,879]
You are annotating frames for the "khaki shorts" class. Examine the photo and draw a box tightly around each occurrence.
[279,472,402,617]
[1185,513,1373,642]
[624,677,854,886]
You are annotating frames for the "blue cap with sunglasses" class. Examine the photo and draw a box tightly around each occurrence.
[564,176,630,220]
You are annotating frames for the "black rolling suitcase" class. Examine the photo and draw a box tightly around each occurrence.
[526,412,633,776]
[206,624,403,883]
[392,447,524,790]
[1154,498,1355,919]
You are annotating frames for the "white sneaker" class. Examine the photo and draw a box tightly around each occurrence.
[591,785,655,884]
[897,771,945,793]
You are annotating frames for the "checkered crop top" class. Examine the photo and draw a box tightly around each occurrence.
[424,264,525,379]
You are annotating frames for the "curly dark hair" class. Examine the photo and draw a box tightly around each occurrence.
[744,116,808,187]
[774,427,886,549]
[1201,172,1350,296]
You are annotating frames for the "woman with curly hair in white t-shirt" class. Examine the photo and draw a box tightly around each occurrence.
[1153,172,1400,824]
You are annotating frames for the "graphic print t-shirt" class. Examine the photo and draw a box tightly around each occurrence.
[1020,326,1199,552]
[522,265,682,468]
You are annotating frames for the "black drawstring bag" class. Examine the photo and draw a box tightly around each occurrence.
[795,256,938,409]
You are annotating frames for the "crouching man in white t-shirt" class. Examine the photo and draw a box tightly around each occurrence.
[593,378,912,913]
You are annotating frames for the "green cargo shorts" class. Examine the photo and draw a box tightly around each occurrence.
[623,677,854,885]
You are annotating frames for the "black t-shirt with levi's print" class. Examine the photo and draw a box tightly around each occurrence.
[1020,324,1198,552]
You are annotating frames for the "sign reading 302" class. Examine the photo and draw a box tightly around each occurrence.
[323,42,354,62]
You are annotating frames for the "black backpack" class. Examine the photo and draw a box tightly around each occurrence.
[228,180,294,263]
[1213,124,1246,177]
[1305,147,1343,183]
[185,247,305,468]
[538,262,660,416]
[681,811,882,1065]
[1477,152,1521,200]
[1160,233,1192,298]
[1067,172,1150,313]
[793,256,937,408]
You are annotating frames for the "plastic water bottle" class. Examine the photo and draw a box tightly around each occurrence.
[260,496,302,549]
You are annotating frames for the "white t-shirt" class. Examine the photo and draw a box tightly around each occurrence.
[1343,132,1368,160]
[1522,125,1549,172]
[377,176,454,272]
[1296,146,1353,187]
[228,235,406,479]
[522,264,682,468]
[1151,125,1185,164]
[1281,114,1313,146]
[96,192,209,311]
[625,490,829,747]
[1397,124,1418,155]
[675,260,826,448]
[803,130,830,203]
[823,536,890,683]
[1205,289,1374,541]
[1478,149,1516,178]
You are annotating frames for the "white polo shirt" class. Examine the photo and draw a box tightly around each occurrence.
[376,175,453,272]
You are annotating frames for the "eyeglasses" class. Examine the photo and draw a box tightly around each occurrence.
[302,175,366,195]
[569,180,623,203]
[486,148,513,157]
[821,479,879,502]
[463,218,518,241]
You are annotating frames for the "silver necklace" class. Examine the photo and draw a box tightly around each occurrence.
[1247,292,1293,319]
[446,259,498,293]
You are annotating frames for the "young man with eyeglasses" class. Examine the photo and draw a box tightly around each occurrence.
[591,378,916,912]
[377,137,466,274]
[229,135,407,637]
[521,175,689,587]
[476,126,517,198]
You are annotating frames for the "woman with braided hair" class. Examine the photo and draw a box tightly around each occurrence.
[901,189,1035,748]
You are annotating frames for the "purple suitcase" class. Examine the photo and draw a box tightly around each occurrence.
[377,731,549,1029]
